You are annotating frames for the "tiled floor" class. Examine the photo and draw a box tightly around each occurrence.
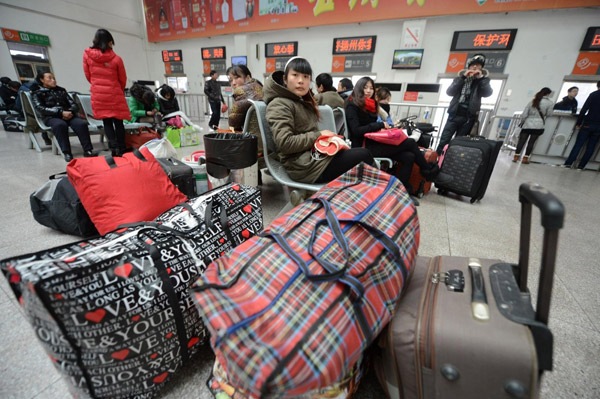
[0,117,599,399]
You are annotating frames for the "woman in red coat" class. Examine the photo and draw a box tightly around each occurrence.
[83,29,131,156]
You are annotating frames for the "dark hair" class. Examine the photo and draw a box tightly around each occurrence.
[8,81,21,90]
[315,73,335,92]
[0,77,11,85]
[158,84,175,99]
[142,90,156,106]
[532,87,552,109]
[91,29,114,53]
[283,57,319,117]
[339,78,353,91]
[376,87,391,101]
[210,70,217,77]
[597,81,600,89]
[351,77,378,112]
[35,72,52,84]
[468,54,486,68]
[567,86,579,92]
[226,64,252,79]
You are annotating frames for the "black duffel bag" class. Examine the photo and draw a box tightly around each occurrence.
[30,172,98,237]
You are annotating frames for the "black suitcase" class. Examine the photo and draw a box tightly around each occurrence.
[437,136,501,203]
[156,157,197,198]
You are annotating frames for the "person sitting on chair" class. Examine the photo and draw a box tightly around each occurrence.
[264,57,374,184]
[126,82,161,125]
[315,73,344,109]
[156,84,201,131]
[31,72,96,162]
[345,77,450,204]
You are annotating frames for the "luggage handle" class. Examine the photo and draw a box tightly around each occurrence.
[518,183,565,325]
[104,148,148,168]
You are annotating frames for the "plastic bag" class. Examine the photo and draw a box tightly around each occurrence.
[141,137,178,158]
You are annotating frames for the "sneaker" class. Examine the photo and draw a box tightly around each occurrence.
[83,150,98,158]
[63,152,73,162]
[434,172,453,185]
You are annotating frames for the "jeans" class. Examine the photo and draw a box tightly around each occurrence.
[435,114,475,154]
[565,123,600,169]
[46,117,93,154]
[208,100,221,129]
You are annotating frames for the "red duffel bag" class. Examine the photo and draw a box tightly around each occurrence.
[125,126,162,149]
[67,148,187,235]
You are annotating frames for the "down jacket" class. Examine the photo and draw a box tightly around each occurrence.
[156,84,180,115]
[83,48,131,120]
[520,97,554,130]
[32,85,79,124]
[126,84,160,123]
[263,71,332,184]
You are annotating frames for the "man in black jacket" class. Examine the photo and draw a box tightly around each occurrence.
[204,70,225,130]
[32,72,95,161]
[435,54,493,154]
[564,81,600,169]
[553,86,579,114]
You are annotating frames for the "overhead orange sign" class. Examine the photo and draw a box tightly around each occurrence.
[446,53,468,73]
[572,52,600,75]
[143,0,596,42]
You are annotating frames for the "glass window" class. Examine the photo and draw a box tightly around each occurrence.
[35,64,51,76]
[15,63,34,79]
[556,81,597,113]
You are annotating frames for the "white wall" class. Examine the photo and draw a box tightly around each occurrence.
[1,2,598,116]
[0,0,149,92]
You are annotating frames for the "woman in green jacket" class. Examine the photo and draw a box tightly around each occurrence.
[264,58,373,184]
[126,83,160,123]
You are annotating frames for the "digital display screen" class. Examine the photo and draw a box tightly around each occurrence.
[201,46,226,60]
[580,27,600,51]
[162,50,182,62]
[392,49,424,70]
[332,36,376,55]
[231,56,247,66]
[451,29,517,51]
[265,42,298,58]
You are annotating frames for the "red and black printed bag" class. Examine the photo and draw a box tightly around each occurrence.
[192,163,420,398]
[0,184,262,399]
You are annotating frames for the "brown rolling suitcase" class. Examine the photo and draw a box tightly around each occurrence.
[375,182,564,399]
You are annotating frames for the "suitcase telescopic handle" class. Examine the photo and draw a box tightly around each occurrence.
[518,183,565,325]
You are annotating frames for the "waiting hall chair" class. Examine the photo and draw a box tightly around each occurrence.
[20,91,56,153]
[72,93,105,145]
[248,99,325,215]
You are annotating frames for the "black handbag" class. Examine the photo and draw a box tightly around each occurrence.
[30,172,98,237]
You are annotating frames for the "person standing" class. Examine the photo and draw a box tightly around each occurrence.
[553,86,579,114]
[32,72,95,162]
[513,87,554,164]
[83,29,131,156]
[435,54,493,155]
[563,81,600,170]
[204,70,225,130]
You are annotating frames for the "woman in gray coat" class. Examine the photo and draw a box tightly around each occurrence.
[514,87,554,164]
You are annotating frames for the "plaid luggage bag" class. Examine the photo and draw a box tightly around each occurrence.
[192,163,420,398]
[0,183,262,399]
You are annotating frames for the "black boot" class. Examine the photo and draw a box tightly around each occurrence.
[421,162,440,182]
